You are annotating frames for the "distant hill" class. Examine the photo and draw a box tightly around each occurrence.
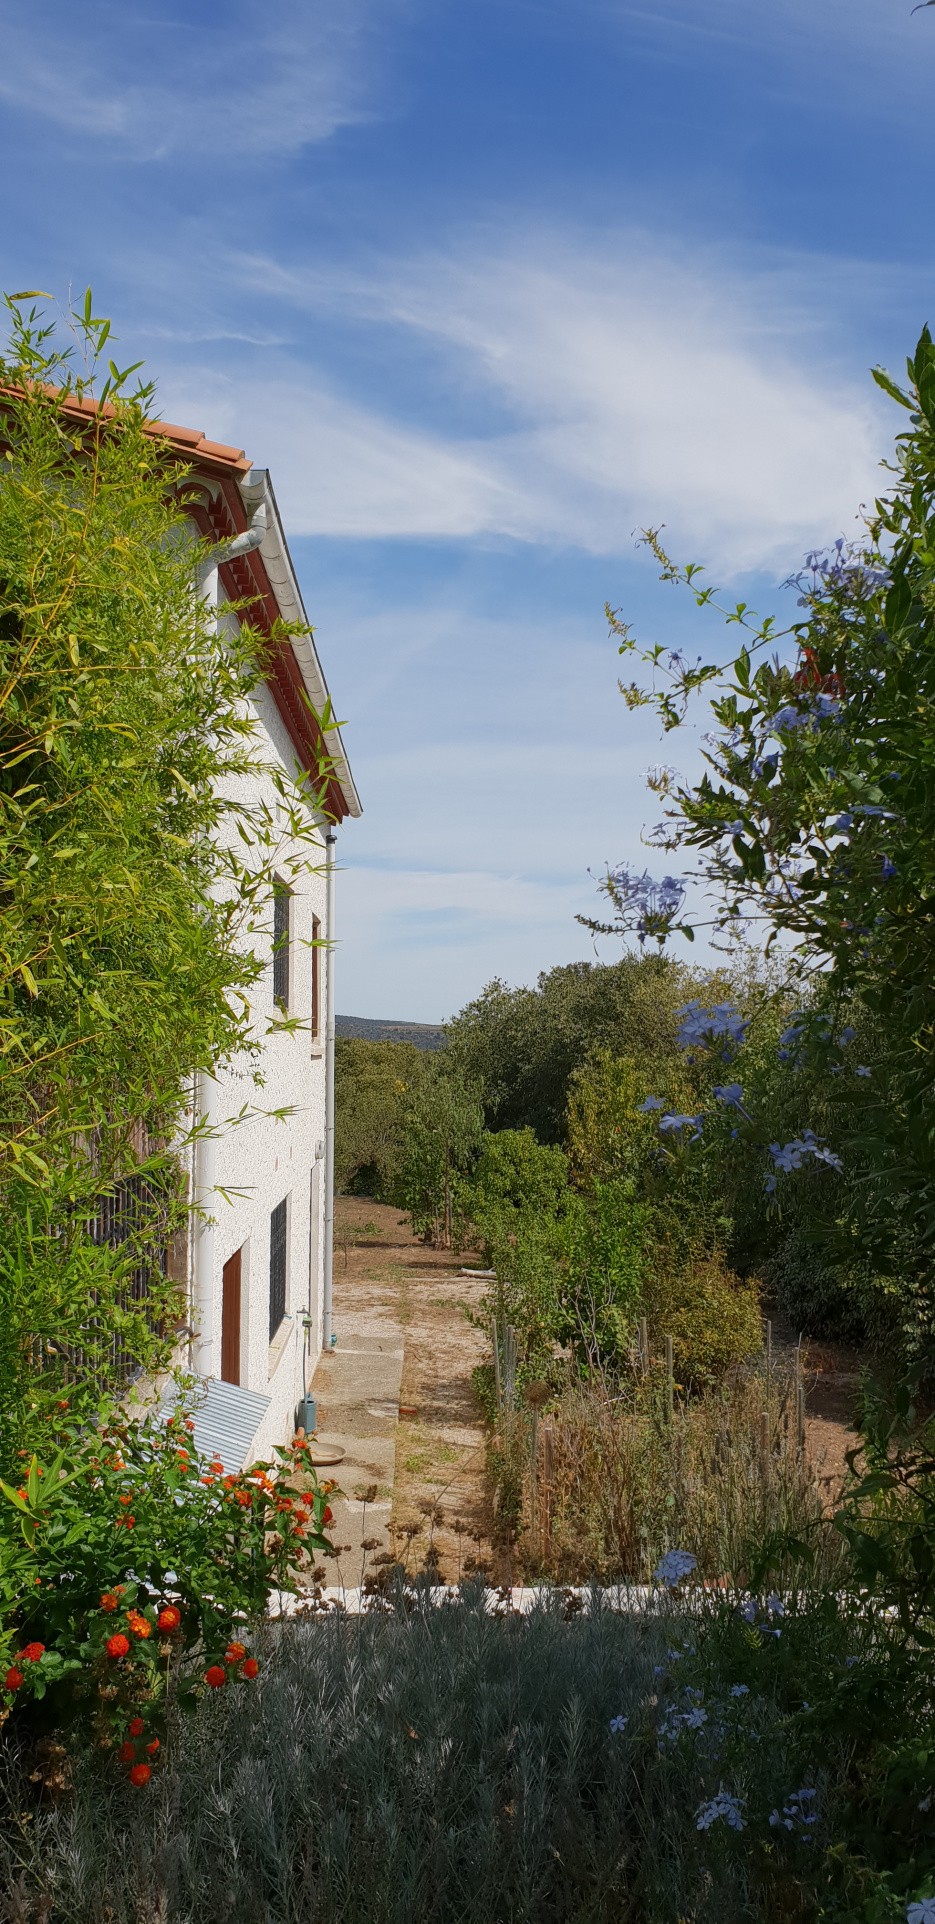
[335,1015,448,1051]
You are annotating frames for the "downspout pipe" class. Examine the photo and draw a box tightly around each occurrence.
[322,829,337,1350]
[192,495,268,1378]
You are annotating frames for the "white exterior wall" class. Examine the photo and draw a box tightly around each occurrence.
[192,669,328,1465]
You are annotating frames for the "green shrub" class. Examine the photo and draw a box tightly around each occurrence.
[644,1249,762,1386]
[469,1127,571,1246]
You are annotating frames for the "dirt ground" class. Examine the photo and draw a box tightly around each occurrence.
[332,1198,864,1581]
[333,1197,492,1582]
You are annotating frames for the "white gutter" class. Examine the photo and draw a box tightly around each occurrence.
[322,829,337,1349]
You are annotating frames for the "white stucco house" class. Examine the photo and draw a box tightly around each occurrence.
[130,411,362,1470]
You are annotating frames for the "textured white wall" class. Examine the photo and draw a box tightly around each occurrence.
[195,663,329,1463]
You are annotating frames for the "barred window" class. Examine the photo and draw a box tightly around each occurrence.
[269,1198,288,1340]
[273,880,291,1009]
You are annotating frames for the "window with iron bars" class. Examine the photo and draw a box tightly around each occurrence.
[273,879,291,1010]
[269,1196,288,1340]
[58,1166,178,1390]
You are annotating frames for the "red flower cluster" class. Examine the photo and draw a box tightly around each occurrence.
[157,1604,181,1633]
[20,1642,45,1663]
[4,1667,23,1692]
[107,1633,130,1660]
[204,1665,226,1689]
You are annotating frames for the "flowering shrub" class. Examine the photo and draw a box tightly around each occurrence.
[602,325,935,1359]
[0,1404,335,1783]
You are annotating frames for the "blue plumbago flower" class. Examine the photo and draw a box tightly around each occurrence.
[713,1082,745,1111]
[607,866,686,945]
[777,1019,806,1064]
[770,1787,819,1839]
[789,539,890,604]
[771,703,812,735]
[837,1026,856,1045]
[752,751,779,779]
[638,1095,666,1111]
[677,1000,749,1054]
[855,1066,871,1078]
[729,1684,750,1698]
[696,1791,746,1833]
[608,1714,628,1735]
[657,1690,710,1745]
[881,854,898,879]
[766,1591,785,1618]
[831,811,854,833]
[653,1548,697,1588]
[725,819,745,836]
[659,1112,703,1139]
[907,1902,935,1924]
[739,1598,757,1623]
[766,1131,843,1185]
[854,803,898,819]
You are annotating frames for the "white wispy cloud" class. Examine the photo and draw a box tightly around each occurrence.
[606,0,934,103]
[219,231,888,571]
[0,0,376,159]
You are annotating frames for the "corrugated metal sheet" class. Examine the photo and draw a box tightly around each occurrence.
[159,1378,271,1473]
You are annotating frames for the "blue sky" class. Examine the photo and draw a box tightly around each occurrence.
[2,0,934,1018]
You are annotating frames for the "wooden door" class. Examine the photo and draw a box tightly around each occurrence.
[221,1248,242,1385]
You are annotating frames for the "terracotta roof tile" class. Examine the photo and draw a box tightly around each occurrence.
[0,382,251,474]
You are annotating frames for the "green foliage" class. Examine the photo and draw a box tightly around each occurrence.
[610,327,935,1366]
[334,1037,427,1196]
[558,1180,646,1368]
[396,1055,484,1247]
[469,1128,571,1249]
[480,1213,567,1378]
[643,1251,762,1387]
[0,1408,335,1780]
[0,292,332,1451]
[448,954,688,1143]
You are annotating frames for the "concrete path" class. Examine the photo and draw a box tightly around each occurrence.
[309,1293,404,1589]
